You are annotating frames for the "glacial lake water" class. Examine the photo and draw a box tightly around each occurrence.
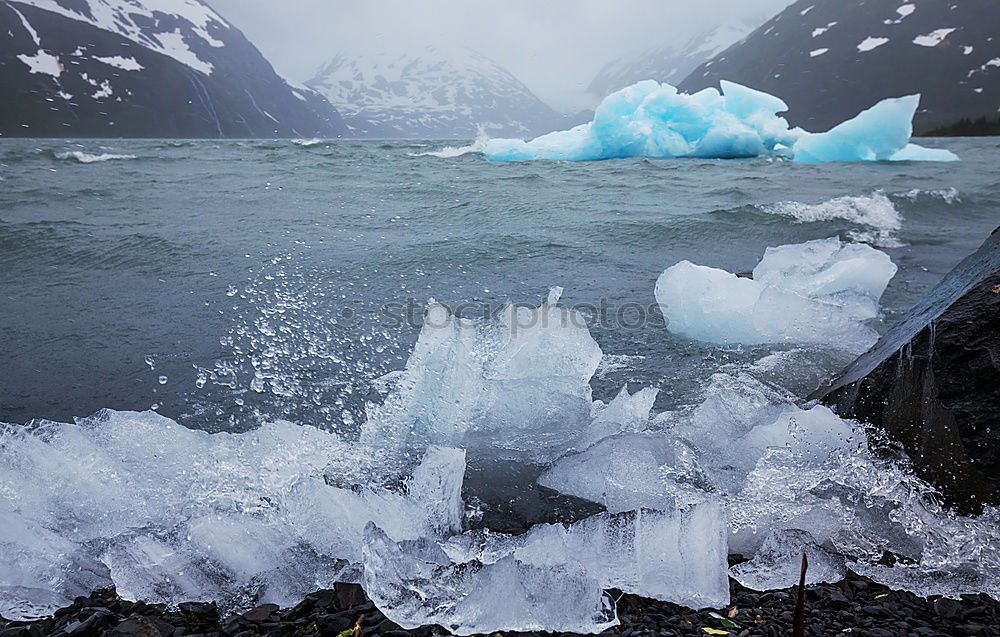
[1,137,996,431]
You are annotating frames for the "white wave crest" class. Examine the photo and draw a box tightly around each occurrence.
[762,192,902,247]
[899,187,962,204]
[54,151,137,164]
[291,138,325,147]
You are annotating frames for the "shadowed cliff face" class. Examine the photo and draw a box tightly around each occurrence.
[815,226,1000,514]
[0,1,347,138]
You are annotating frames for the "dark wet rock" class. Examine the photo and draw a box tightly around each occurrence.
[238,606,276,624]
[108,616,174,637]
[177,603,218,629]
[813,226,1000,513]
[333,583,367,611]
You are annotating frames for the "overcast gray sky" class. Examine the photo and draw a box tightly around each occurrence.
[209,0,793,112]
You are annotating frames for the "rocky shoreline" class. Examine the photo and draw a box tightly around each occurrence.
[3,573,998,637]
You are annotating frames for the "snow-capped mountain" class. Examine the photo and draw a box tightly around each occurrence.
[588,17,765,99]
[1,0,347,137]
[307,45,567,138]
[678,0,1000,134]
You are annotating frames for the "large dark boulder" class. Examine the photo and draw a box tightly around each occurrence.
[811,227,1000,513]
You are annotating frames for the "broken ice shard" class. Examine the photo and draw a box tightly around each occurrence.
[361,523,619,636]
[654,237,896,351]
[729,529,847,590]
[363,503,729,635]
[479,80,957,163]
[0,410,467,616]
[360,287,603,466]
[537,432,713,513]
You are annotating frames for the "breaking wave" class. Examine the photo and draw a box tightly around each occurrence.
[291,138,326,148]
[54,151,137,164]
[759,192,903,247]
[414,127,489,158]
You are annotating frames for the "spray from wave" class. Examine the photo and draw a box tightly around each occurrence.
[414,127,490,158]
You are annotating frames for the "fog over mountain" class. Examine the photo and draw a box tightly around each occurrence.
[208,0,794,114]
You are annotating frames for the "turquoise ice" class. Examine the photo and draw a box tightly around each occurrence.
[483,80,958,163]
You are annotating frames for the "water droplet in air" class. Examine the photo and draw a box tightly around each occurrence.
[158,376,168,385]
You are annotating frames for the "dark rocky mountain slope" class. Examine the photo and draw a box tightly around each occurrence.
[0,0,347,137]
[679,0,1000,134]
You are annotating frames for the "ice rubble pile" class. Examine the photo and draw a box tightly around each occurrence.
[655,237,897,352]
[0,413,466,619]
[481,80,958,163]
[4,265,1000,633]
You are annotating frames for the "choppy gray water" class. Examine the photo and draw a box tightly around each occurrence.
[1,137,996,430]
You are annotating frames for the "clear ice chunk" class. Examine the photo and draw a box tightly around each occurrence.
[0,411,466,615]
[362,523,618,636]
[361,288,603,466]
[538,433,712,512]
[730,529,847,590]
[363,503,730,634]
[654,237,896,351]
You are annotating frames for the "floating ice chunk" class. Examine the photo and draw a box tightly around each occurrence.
[484,80,801,162]
[538,433,712,512]
[679,372,791,449]
[730,529,847,590]
[753,237,897,321]
[792,95,955,162]
[889,143,960,162]
[473,81,956,163]
[361,288,602,465]
[655,237,894,351]
[362,523,618,636]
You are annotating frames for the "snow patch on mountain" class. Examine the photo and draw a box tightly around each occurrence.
[17,50,60,75]
[912,28,956,47]
[94,55,143,71]
[308,45,562,138]
[10,0,229,74]
[858,36,890,52]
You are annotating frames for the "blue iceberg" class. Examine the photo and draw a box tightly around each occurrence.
[482,80,957,163]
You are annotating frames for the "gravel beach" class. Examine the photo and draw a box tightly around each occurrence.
[4,572,998,637]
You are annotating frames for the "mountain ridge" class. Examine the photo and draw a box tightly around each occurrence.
[307,45,569,139]
[1,0,347,137]
[678,0,1000,134]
